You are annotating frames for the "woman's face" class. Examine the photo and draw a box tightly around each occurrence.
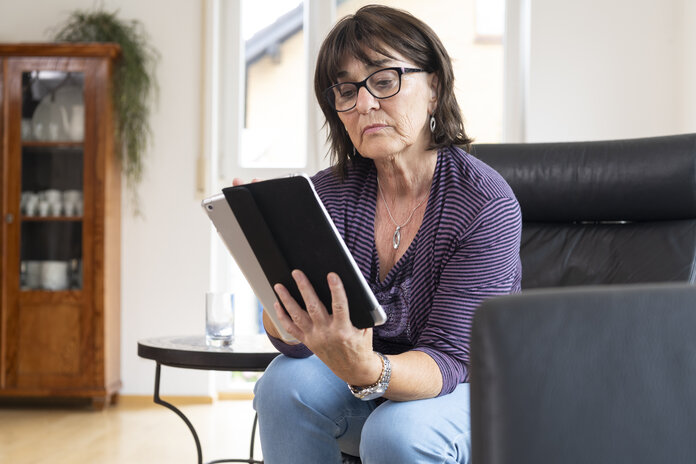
[335,49,438,162]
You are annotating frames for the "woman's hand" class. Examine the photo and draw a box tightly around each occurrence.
[273,270,383,386]
[232,177,262,186]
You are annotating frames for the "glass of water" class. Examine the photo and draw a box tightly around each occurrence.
[206,292,235,347]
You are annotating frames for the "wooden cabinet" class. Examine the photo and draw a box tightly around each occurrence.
[0,44,121,408]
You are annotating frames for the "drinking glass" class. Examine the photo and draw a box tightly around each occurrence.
[206,292,234,347]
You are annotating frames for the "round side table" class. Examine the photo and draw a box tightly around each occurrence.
[138,335,280,464]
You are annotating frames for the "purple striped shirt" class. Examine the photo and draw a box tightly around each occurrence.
[269,146,522,395]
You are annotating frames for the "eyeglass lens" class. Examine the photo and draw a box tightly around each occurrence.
[328,69,402,111]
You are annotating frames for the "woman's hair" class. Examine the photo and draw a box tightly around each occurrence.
[314,4,473,176]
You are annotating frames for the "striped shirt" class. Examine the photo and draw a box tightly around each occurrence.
[270,146,522,395]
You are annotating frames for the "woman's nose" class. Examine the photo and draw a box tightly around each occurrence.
[355,86,379,113]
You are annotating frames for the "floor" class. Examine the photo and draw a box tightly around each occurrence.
[0,398,262,463]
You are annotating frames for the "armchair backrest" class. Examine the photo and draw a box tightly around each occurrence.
[472,133,696,288]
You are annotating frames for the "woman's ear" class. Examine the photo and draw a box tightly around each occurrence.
[428,73,439,113]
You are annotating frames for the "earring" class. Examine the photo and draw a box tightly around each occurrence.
[429,114,436,133]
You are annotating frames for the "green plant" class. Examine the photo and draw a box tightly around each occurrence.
[51,9,159,209]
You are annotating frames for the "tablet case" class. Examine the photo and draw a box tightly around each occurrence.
[219,175,385,330]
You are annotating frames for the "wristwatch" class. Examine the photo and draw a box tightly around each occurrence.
[348,352,391,401]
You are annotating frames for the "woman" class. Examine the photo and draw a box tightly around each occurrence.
[253,5,521,463]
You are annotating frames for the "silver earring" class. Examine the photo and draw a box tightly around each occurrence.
[429,115,436,133]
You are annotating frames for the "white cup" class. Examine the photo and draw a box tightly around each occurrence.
[25,261,43,289]
[206,292,235,347]
[38,200,50,217]
[21,119,33,140]
[41,261,70,291]
[25,199,38,216]
[48,122,60,141]
[63,201,76,216]
[43,189,61,204]
[33,121,45,141]
[63,190,82,216]
[24,198,39,216]
[21,192,37,214]
[50,201,62,216]
[63,190,82,203]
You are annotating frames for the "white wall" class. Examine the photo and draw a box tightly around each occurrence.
[523,0,696,142]
[682,0,696,131]
[0,0,212,396]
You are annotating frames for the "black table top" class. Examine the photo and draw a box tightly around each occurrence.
[138,335,280,372]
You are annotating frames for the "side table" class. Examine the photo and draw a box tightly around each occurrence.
[138,335,280,464]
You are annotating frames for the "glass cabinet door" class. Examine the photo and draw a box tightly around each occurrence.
[19,71,84,291]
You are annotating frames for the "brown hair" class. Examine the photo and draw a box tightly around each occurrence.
[314,4,473,176]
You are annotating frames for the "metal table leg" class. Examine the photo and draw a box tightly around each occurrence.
[152,362,264,464]
[154,362,204,464]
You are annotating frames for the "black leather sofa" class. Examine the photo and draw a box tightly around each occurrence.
[470,133,696,463]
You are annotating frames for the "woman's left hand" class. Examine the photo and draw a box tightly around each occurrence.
[273,270,382,386]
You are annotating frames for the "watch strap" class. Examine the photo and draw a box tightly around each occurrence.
[348,352,391,401]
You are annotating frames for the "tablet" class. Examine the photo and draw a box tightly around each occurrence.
[202,174,386,343]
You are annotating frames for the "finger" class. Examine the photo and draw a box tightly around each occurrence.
[232,177,245,186]
[291,270,330,324]
[327,272,352,326]
[274,283,312,329]
[272,302,304,341]
[251,177,263,183]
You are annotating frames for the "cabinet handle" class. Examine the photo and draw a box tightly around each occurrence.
[5,213,13,224]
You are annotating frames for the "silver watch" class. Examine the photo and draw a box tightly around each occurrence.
[348,352,391,401]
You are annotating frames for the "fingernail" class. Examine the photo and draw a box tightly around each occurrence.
[328,273,338,285]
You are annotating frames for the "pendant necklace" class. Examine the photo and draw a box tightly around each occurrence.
[377,177,429,250]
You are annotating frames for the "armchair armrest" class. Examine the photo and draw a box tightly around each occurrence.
[471,283,696,464]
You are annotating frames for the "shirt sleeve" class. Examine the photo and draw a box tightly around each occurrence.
[413,196,522,395]
[266,333,313,358]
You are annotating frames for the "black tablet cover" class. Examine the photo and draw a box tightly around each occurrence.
[222,175,385,329]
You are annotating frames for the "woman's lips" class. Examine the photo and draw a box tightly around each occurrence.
[362,124,388,135]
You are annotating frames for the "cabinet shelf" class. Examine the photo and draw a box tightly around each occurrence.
[22,141,83,148]
[19,289,83,300]
[21,216,83,222]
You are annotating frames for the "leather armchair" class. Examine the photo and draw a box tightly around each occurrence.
[469,133,696,463]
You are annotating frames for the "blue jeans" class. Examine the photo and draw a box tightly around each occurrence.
[253,354,471,464]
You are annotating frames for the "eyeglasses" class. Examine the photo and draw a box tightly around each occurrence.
[324,67,426,112]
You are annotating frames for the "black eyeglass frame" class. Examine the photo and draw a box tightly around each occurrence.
[323,67,427,112]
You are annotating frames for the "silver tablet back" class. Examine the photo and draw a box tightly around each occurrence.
[202,193,298,343]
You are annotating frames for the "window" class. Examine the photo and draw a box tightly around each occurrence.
[475,0,505,43]
[242,0,307,169]
[205,1,335,359]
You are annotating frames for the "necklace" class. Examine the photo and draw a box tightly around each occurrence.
[377,177,429,250]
